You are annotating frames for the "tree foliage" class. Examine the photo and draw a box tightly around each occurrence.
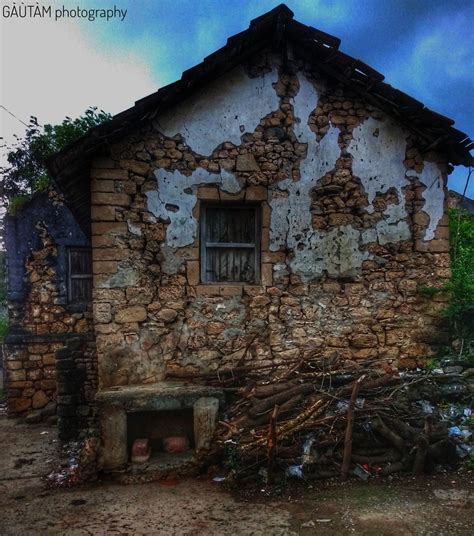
[447,207,474,340]
[1,107,111,211]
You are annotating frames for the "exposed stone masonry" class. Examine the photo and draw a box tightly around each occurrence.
[89,51,451,391]
[5,193,97,422]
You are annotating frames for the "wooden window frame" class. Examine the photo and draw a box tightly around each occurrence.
[67,247,92,304]
[200,203,261,284]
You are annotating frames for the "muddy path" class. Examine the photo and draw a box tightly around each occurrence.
[1,418,473,535]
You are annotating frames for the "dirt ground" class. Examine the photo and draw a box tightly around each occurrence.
[1,417,473,535]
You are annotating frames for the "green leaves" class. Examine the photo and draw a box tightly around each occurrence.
[447,208,474,339]
[1,107,111,210]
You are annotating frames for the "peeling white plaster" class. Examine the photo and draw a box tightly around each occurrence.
[270,74,368,280]
[270,75,340,255]
[348,117,409,214]
[268,77,417,281]
[153,66,280,156]
[147,68,432,283]
[407,162,444,241]
[146,167,241,248]
[349,117,411,245]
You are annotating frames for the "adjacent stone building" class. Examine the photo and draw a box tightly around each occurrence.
[4,5,473,465]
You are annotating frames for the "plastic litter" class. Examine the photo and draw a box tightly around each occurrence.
[213,476,226,482]
[417,400,435,414]
[286,464,303,478]
[439,404,463,421]
[353,464,371,481]
[335,398,365,415]
[440,383,466,397]
[302,435,316,465]
[448,426,463,437]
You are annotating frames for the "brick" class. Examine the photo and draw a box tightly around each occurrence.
[219,285,243,297]
[197,186,219,200]
[415,239,449,253]
[262,203,271,227]
[261,228,270,251]
[42,354,56,366]
[219,191,245,201]
[91,168,128,180]
[176,247,199,260]
[351,333,378,348]
[8,369,26,382]
[245,185,267,201]
[9,381,34,389]
[91,192,131,207]
[434,226,450,240]
[91,179,115,193]
[6,360,23,370]
[261,263,273,286]
[91,157,116,169]
[40,380,57,390]
[115,306,147,323]
[262,251,286,263]
[91,222,128,235]
[91,205,117,221]
[119,159,150,175]
[27,369,42,381]
[9,398,32,413]
[91,234,119,248]
[93,261,118,274]
[187,260,200,286]
[93,248,128,261]
[195,285,220,297]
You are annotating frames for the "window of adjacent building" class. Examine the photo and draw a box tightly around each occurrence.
[200,205,261,284]
[68,248,92,303]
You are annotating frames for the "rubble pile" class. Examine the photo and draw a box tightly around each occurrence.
[199,354,473,482]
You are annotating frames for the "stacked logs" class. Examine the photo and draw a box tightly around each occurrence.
[167,353,472,482]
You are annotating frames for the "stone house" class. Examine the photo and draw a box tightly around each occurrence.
[4,5,473,469]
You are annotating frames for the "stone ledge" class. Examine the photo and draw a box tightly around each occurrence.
[96,381,224,411]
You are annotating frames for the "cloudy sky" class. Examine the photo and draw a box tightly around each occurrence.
[1,0,473,195]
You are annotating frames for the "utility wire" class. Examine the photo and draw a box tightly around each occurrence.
[0,105,30,128]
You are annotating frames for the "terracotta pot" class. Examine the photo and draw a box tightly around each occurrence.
[163,436,190,453]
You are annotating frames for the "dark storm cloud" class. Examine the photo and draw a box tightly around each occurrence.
[84,0,473,194]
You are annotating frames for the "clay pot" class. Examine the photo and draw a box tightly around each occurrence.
[163,436,190,453]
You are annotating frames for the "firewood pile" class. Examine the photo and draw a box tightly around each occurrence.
[170,354,473,483]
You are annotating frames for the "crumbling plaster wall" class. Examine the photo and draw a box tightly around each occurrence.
[90,52,451,389]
